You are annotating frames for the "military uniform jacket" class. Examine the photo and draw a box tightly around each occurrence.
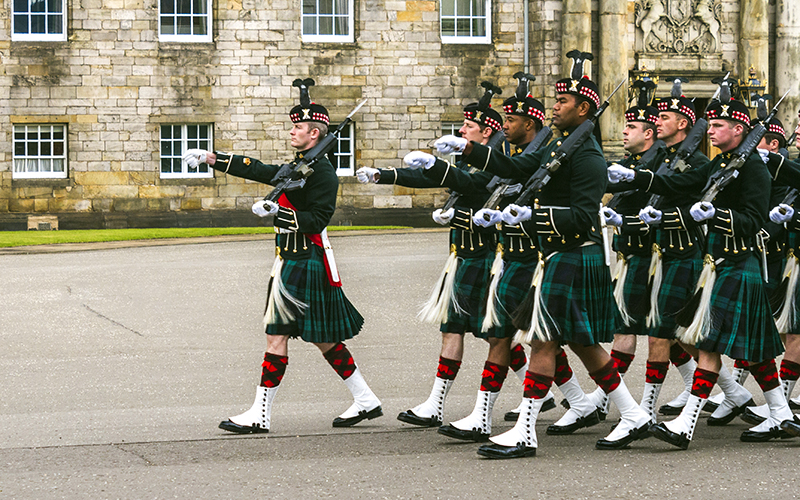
[377,160,496,257]
[605,151,656,257]
[213,150,337,261]
[423,151,539,263]
[626,148,769,262]
[625,142,709,259]
[461,124,608,255]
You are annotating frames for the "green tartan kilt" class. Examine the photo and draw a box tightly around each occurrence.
[479,259,536,340]
[619,254,650,336]
[763,255,785,298]
[648,254,703,339]
[265,246,364,343]
[540,244,619,346]
[696,255,784,362]
[441,253,494,335]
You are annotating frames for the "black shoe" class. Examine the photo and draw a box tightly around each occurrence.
[505,397,556,422]
[790,399,800,411]
[477,442,536,459]
[739,406,768,426]
[397,409,441,427]
[658,403,684,416]
[649,422,691,450]
[707,398,755,426]
[546,410,600,435]
[740,425,794,442]
[701,399,719,413]
[779,416,800,437]
[333,406,383,427]
[595,422,651,450]
[437,424,490,442]
[560,398,570,410]
[219,420,269,434]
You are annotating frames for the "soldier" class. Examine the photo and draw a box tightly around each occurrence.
[609,93,800,447]
[425,51,652,458]
[357,83,547,432]
[183,79,381,433]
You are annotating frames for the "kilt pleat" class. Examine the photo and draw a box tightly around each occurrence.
[480,260,535,340]
[619,254,650,335]
[266,247,364,343]
[441,253,494,335]
[538,245,618,345]
[649,255,703,339]
[696,255,784,362]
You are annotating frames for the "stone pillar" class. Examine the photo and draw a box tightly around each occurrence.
[776,0,800,128]
[599,0,628,154]
[561,0,592,77]
[738,0,769,95]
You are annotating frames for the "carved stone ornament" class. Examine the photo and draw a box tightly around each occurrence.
[634,0,722,54]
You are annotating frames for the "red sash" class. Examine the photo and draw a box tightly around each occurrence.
[277,194,341,287]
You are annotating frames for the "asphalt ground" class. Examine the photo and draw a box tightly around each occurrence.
[1,230,798,499]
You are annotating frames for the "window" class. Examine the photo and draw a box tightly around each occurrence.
[159,0,212,42]
[441,0,491,44]
[302,0,354,43]
[12,0,67,41]
[441,122,463,163]
[332,123,354,176]
[13,124,67,179]
[160,124,213,178]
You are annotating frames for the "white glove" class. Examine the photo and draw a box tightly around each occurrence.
[356,166,379,184]
[770,204,794,224]
[183,149,209,169]
[501,204,532,225]
[473,208,503,227]
[757,148,770,164]
[404,151,436,169]
[433,135,468,155]
[690,202,715,222]
[607,163,635,184]
[601,206,623,227]
[639,206,662,224]
[252,200,279,217]
[432,208,455,226]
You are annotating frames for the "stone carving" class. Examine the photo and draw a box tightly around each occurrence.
[634,0,722,54]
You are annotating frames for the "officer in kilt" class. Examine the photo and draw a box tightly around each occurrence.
[609,95,800,447]
[183,78,381,434]
[407,84,570,442]
[358,82,536,431]
[596,83,660,420]
[430,53,653,458]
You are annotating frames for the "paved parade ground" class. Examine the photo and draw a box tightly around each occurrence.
[2,230,799,499]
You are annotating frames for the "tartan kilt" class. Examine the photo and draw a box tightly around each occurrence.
[763,255,785,297]
[619,254,650,335]
[479,260,535,340]
[441,253,494,335]
[266,246,364,343]
[696,255,784,362]
[648,255,703,339]
[539,244,619,346]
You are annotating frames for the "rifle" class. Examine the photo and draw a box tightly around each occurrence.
[605,139,666,210]
[262,99,367,203]
[698,88,792,208]
[644,73,730,211]
[510,78,627,211]
[441,129,509,211]
[480,125,554,216]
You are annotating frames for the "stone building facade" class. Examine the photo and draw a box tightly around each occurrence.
[0,0,798,230]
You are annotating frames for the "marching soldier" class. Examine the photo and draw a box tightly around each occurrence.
[425,51,652,458]
[357,83,541,432]
[183,79,382,433]
[609,92,800,448]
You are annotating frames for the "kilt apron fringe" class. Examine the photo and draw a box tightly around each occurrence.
[514,256,550,344]
[418,247,464,325]
[774,249,799,334]
[645,244,664,328]
[481,246,506,332]
[676,255,717,345]
[264,254,308,326]
[612,252,633,327]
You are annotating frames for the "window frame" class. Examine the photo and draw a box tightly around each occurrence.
[11,0,68,42]
[159,124,214,179]
[301,0,355,43]
[440,0,492,45]
[332,122,355,176]
[158,0,213,43]
[12,124,69,179]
